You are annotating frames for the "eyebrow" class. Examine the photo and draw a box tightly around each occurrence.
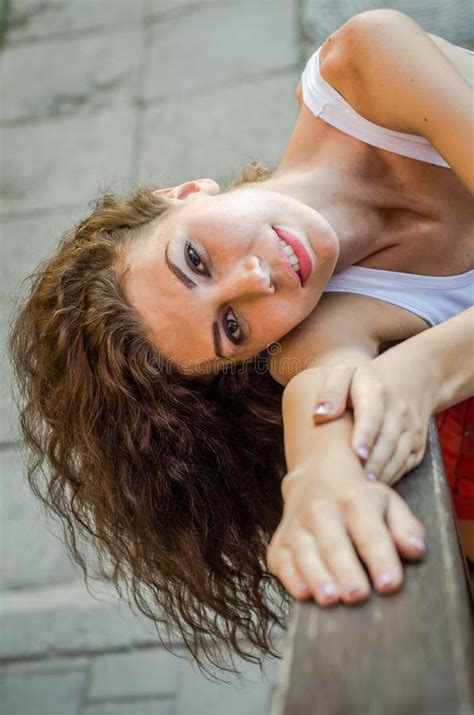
[164,240,227,359]
[164,240,197,289]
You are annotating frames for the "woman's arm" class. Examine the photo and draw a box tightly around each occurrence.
[267,294,429,605]
[310,307,474,484]
[325,9,474,194]
[267,298,473,605]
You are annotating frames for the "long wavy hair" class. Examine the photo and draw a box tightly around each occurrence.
[9,159,291,681]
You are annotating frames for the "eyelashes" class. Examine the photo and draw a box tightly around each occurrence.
[223,307,242,342]
[185,241,208,276]
[184,241,244,345]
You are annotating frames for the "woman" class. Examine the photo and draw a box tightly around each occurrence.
[9,9,473,678]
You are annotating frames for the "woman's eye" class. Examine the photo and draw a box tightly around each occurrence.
[224,308,242,344]
[185,242,208,275]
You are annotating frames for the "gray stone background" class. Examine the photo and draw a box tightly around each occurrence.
[0,1,472,714]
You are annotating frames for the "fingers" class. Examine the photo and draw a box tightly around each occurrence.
[267,537,341,607]
[312,365,355,424]
[378,432,418,485]
[311,512,371,603]
[385,490,426,562]
[268,546,312,601]
[362,407,405,481]
[350,376,386,459]
[290,532,342,606]
[267,486,427,609]
[345,489,403,593]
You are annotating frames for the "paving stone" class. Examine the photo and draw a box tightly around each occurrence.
[302,0,474,50]
[137,70,300,188]
[142,0,298,103]
[0,207,86,333]
[6,0,144,43]
[144,0,225,16]
[0,106,136,215]
[0,447,80,590]
[85,699,175,715]
[0,206,88,442]
[176,655,276,715]
[0,661,88,715]
[0,28,142,123]
[0,581,161,660]
[88,647,185,700]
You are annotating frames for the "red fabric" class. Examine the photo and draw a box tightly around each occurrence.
[436,397,474,521]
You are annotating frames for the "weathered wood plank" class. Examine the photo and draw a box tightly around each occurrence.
[272,420,474,715]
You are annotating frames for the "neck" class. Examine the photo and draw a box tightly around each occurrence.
[256,163,387,273]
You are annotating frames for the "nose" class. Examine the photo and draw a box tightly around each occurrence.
[218,255,274,302]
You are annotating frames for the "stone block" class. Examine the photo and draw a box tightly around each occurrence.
[0,660,88,715]
[0,106,136,215]
[85,699,175,715]
[0,207,87,443]
[142,0,298,103]
[0,207,86,331]
[0,447,81,590]
[88,647,185,700]
[0,29,142,123]
[6,0,144,43]
[302,0,474,50]
[176,655,276,715]
[137,70,300,188]
[0,581,161,660]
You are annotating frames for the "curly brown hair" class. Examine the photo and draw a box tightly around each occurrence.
[9,159,291,681]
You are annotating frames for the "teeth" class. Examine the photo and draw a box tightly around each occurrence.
[279,238,300,276]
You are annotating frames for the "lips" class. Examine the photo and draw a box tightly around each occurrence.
[273,227,313,286]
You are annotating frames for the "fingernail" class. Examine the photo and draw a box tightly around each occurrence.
[318,583,339,600]
[366,470,378,482]
[345,582,364,597]
[406,535,426,554]
[357,444,370,461]
[313,402,333,416]
[294,580,308,594]
[375,571,394,589]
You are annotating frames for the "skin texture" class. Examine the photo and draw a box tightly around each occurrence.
[122,17,473,377]
[121,10,474,598]
[123,179,341,375]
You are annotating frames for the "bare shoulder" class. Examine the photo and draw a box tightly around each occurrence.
[268,293,429,387]
[318,10,473,130]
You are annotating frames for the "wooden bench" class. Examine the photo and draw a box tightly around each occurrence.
[272,420,474,715]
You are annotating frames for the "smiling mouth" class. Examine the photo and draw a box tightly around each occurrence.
[272,226,313,285]
[277,236,301,277]
[272,228,302,285]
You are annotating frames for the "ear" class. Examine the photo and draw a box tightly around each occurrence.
[152,178,220,201]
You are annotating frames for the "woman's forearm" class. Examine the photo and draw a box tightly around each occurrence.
[374,307,474,414]
[282,369,363,481]
[282,307,473,493]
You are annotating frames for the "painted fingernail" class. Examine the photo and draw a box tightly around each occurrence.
[313,402,333,416]
[318,583,339,600]
[366,470,378,482]
[357,444,370,461]
[406,535,426,554]
[294,581,309,594]
[345,582,364,598]
[375,571,394,589]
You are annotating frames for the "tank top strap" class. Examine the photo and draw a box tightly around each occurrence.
[300,45,462,168]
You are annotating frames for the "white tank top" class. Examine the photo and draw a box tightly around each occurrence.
[301,44,474,326]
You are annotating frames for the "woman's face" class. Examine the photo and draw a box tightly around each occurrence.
[122,178,339,376]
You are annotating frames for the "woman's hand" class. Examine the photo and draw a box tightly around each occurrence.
[266,453,426,607]
[312,361,432,486]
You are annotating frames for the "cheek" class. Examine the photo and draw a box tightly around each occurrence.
[250,300,304,346]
